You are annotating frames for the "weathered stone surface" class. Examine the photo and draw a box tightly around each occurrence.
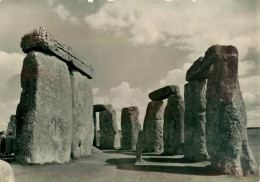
[20,27,94,78]
[15,51,73,164]
[143,101,165,152]
[94,104,111,112]
[184,80,209,161]
[6,115,16,137]
[70,71,94,159]
[99,105,118,149]
[0,160,15,182]
[206,45,257,175]
[163,93,185,155]
[121,106,141,150]
[136,131,144,162]
[149,85,180,101]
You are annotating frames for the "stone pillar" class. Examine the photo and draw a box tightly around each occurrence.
[143,101,165,152]
[0,160,15,182]
[163,93,184,155]
[184,79,209,161]
[70,71,94,159]
[6,115,16,137]
[99,105,118,149]
[136,131,144,162]
[93,112,97,146]
[121,106,141,150]
[15,51,73,164]
[206,45,257,175]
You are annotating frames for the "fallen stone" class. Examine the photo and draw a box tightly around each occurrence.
[136,131,144,162]
[15,51,73,164]
[121,106,141,150]
[184,80,209,161]
[149,85,180,101]
[93,104,111,112]
[0,160,15,182]
[163,93,185,155]
[20,27,94,78]
[6,115,16,137]
[99,105,118,149]
[143,101,165,152]
[71,71,94,159]
[206,45,257,175]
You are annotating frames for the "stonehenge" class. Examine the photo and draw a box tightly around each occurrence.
[121,106,141,150]
[143,101,165,152]
[99,105,120,149]
[14,27,94,164]
[184,45,257,175]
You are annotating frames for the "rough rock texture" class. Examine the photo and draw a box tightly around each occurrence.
[121,107,141,150]
[99,105,118,149]
[136,131,144,162]
[15,51,73,164]
[20,27,94,78]
[0,160,15,182]
[70,71,94,159]
[163,93,185,155]
[6,115,16,137]
[94,104,110,112]
[149,85,180,101]
[143,101,165,152]
[206,45,257,175]
[184,80,209,161]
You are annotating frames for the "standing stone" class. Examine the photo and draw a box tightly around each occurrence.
[184,79,209,161]
[15,51,73,164]
[163,93,185,155]
[0,160,15,182]
[136,131,144,162]
[93,112,97,146]
[99,105,118,149]
[121,106,141,150]
[6,115,16,137]
[206,45,257,175]
[70,71,94,159]
[143,101,165,152]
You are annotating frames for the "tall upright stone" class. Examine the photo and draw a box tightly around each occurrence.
[99,105,118,149]
[121,106,141,150]
[163,93,184,155]
[136,131,144,162]
[6,115,16,137]
[206,45,257,175]
[15,51,73,164]
[143,101,165,152]
[184,79,209,161]
[70,71,94,159]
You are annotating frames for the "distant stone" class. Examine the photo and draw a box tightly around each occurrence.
[206,45,257,175]
[99,105,118,149]
[184,80,209,161]
[93,112,97,146]
[20,27,94,78]
[93,104,111,112]
[143,101,165,152]
[6,115,16,137]
[0,160,15,182]
[121,106,141,150]
[15,51,73,164]
[149,85,180,101]
[71,71,94,159]
[163,93,185,155]
[136,131,144,162]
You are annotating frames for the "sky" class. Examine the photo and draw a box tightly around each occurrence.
[0,0,259,131]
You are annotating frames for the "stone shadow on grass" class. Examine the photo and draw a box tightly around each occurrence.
[105,158,221,176]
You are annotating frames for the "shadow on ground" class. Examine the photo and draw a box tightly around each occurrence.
[105,157,222,176]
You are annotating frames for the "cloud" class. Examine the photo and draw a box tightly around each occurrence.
[48,0,57,5]
[54,4,80,24]
[85,0,259,60]
[0,51,24,131]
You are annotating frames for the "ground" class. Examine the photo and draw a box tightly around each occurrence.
[4,150,259,182]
